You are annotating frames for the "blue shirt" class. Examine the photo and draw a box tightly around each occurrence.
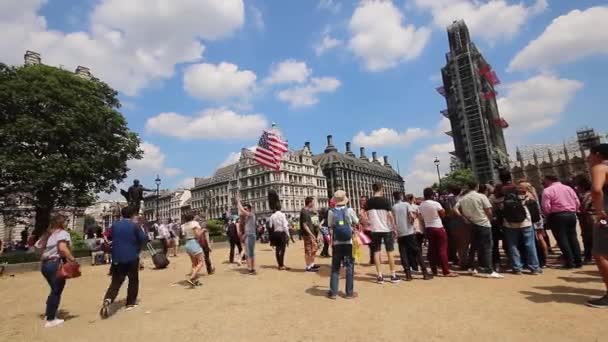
[108,218,149,264]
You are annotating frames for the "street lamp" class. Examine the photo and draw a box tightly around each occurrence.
[434,157,441,186]
[155,174,161,222]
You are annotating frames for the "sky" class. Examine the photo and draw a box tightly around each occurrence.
[1,0,607,197]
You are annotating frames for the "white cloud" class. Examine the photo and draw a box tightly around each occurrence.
[436,117,451,136]
[0,0,244,95]
[145,108,268,140]
[315,34,342,56]
[509,6,608,71]
[317,0,341,14]
[497,74,583,134]
[218,146,256,168]
[177,177,195,189]
[250,5,264,31]
[265,59,311,85]
[127,141,181,180]
[413,0,547,42]
[348,0,431,71]
[183,62,257,101]
[403,142,454,195]
[429,72,442,83]
[353,127,431,147]
[276,77,341,108]
[164,168,182,177]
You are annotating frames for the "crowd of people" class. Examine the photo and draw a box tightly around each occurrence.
[31,144,608,328]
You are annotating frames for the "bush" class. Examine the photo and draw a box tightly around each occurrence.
[0,248,92,264]
[206,219,225,236]
[69,230,87,250]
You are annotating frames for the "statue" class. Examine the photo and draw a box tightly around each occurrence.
[120,179,152,214]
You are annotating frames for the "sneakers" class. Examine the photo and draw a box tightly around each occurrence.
[487,272,504,279]
[248,269,257,276]
[326,292,337,300]
[99,299,111,319]
[376,275,384,284]
[125,304,139,311]
[586,295,608,309]
[468,268,478,276]
[422,274,434,280]
[306,266,319,272]
[390,275,401,283]
[530,270,543,276]
[44,318,64,328]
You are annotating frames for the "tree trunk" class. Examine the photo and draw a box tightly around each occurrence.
[33,189,54,239]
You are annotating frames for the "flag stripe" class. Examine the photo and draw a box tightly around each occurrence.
[253,130,288,171]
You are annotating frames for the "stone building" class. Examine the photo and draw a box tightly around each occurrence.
[143,189,190,223]
[313,135,405,212]
[190,144,328,220]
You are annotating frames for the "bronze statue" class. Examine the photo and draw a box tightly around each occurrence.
[120,179,152,214]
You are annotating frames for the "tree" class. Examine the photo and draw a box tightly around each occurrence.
[432,168,476,193]
[0,63,142,237]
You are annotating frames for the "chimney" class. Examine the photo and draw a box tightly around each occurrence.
[24,51,41,66]
[372,152,380,164]
[359,147,367,160]
[304,141,311,151]
[345,142,355,157]
[75,66,92,80]
[324,135,337,153]
[383,156,390,166]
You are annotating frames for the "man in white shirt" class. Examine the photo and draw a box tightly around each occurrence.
[454,181,503,278]
[367,183,400,284]
[392,192,433,281]
[419,188,458,277]
[157,220,171,256]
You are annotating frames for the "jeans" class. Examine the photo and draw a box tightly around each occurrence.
[244,234,256,259]
[272,231,287,267]
[427,227,450,275]
[103,259,140,306]
[491,222,502,268]
[503,227,541,272]
[549,212,582,267]
[397,234,428,277]
[159,238,168,256]
[228,238,242,263]
[470,225,494,274]
[329,244,354,297]
[41,259,66,320]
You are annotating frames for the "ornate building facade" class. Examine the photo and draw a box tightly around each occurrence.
[143,189,190,223]
[313,135,405,212]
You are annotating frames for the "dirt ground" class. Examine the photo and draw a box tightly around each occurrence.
[1,240,606,342]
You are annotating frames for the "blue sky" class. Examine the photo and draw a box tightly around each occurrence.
[2,0,607,195]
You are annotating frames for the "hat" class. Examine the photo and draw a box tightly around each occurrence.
[333,190,349,206]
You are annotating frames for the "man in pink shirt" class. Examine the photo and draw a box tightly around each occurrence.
[542,174,582,268]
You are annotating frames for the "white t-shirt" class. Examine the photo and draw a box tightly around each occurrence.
[181,221,201,240]
[39,230,71,260]
[419,200,444,228]
[269,211,289,233]
[392,201,415,237]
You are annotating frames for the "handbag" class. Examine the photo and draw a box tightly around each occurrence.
[56,260,81,279]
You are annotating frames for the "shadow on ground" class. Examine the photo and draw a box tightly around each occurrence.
[520,285,604,305]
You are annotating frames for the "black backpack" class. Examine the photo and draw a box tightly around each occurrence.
[502,192,527,223]
[526,199,542,224]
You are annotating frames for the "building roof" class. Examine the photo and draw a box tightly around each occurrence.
[193,163,238,189]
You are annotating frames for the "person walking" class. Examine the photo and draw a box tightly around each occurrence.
[420,188,458,277]
[367,183,400,284]
[318,208,331,258]
[36,215,76,328]
[269,205,291,270]
[100,207,149,319]
[237,195,258,275]
[586,144,608,308]
[182,211,204,287]
[393,192,433,281]
[327,190,359,299]
[542,174,582,269]
[454,181,503,278]
[226,220,243,264]
[300,197,320,272]
[157,219,171,256]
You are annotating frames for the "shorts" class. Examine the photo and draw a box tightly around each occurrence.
[370,232,395,253]
[244,234,256,258]
[185,239,203,256]
[593,224,608,255]
[304,235,316,259]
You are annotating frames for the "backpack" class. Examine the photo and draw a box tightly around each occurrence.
[502,192,527,223]
[526,199,541,224]
[331,207,352,242]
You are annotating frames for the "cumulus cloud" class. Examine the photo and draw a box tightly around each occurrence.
[265,59,311,85]
[413,0,547,42]
[183,62,257,101]
[509,6,608,71]
[315,34,342,56]
[0,0,244,95]
[348,0,431,71]
[218,146,256,168]
[250,5,265,31]
[276,77,341,108]
[402,142,454,195]
[352,127,431,148]
[145,108,268,140]
[317,0,341,14]
[127,141,181,180]
[497,74,583,134]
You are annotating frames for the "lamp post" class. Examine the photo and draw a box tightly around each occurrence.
[434,157,441,186]
[155,174,161,223]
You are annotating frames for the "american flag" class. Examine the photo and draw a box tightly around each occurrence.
[254,130,288,171]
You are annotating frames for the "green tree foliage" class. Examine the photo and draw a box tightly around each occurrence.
[0,63,142,237]
[206,219,225,236]
[433,168,477,193]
